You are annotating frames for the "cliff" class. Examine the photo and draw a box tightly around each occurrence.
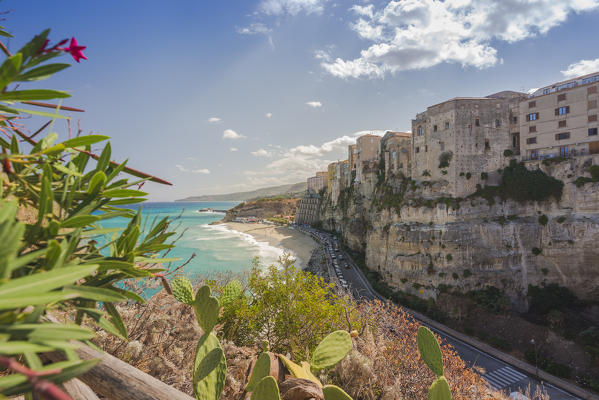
[320,155,599,308]
[222,197,301,222]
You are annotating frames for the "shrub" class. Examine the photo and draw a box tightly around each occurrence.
[501,160,564,202]
[538,214,548,225]
[480,172,488,180]
[422,170,431,177]
[452,272,459,280]
[590,165,599,180]
[438,151,453,168]
[465,172,472,180]
[532,247,542,255]
[459,172,465,177]
[556,216,566,223]
[441,169,448,175]
[541,268,549,275]
[468,287,511,314]
[446,254,453,261]
[400,277,408,283]
[527,283,578,315]
[463,269,472,278]
[503,149,513,157]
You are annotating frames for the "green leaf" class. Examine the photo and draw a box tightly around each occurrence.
[0,89,70,101]
[107,198,146,206]
[193,333,226,400]
[0,341,54,355]
[7,323,95,341]
[250,376,280,400]
[61,215,100,228]
[78,307,126,341]
[0,291,79,310]
[0,264,98,298]
[62,135,109,149]
[323,385,353,400]
[245,352,271,392]
[17,63,70,81]
[428,376,452,400]
[65,285,127,302]
[417,326,444,377]
[0,53,22,89]
[103,189,148,198]
[311,330,352,370]
[11,106,69,119]
[104,302,128,339]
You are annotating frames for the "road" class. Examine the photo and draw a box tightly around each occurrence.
[294,225,582,400]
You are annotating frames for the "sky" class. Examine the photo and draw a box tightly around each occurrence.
[4,0,599,200]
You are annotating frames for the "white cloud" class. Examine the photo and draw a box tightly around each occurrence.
[223,129,246,139]
[259,0,327,15]
[306,101,323,108]
[266,112,273,119]
[561,57,599,78]
[237,23,273,35]
[320,0,599,78]
[230,147,239,152]
[251,148,273,157]
[208,117,222,123]
[175,165,210,174]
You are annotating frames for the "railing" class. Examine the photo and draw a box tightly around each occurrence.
[522,148,590,162]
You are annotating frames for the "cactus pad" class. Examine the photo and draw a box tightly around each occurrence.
[193,285,220,333]
[250,376,281,400]
[245,352,271,392]
[193,332,226,400]
[221,279,243,307]
[171,276,194,305]
[323,385,353,400]
[417,326,444,376]
[311,330,352,370]
[427,376,452,400]
[278,355,322,387]
[300,361,322,384]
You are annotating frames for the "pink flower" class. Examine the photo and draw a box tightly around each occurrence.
[62,37,87,63]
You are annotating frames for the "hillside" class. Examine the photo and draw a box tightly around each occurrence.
[222,197,301,222]
[176,182,306,202]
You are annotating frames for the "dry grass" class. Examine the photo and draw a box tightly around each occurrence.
[94,286,549,400]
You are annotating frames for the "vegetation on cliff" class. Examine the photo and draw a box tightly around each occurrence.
[223,197,300,222]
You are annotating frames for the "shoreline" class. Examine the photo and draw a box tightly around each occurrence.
[221,222,318,268]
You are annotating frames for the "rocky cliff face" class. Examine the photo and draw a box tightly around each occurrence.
[223,198,300,222]
[320,156,599,310]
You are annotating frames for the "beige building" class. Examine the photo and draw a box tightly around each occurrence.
[295,192,321,225]
[381,131,412,177]
[328,160,350,205]
[521,72,599,160]
[356,134,382,182]
[412,91,526,197]
[307,174,326,193]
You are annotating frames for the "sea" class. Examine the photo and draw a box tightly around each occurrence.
[100,202,286,279]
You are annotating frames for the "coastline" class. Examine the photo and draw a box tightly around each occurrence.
[221,222,318,268]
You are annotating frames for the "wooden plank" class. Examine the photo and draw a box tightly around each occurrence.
[63,378,101,400]
[46,345,195,400]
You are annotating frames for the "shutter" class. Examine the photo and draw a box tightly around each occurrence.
[566,106,570,113]
[555,108,558,116]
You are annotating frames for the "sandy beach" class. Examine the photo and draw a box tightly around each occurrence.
[223,222,318,268]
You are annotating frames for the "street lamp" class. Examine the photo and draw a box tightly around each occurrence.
[530,338,539,379]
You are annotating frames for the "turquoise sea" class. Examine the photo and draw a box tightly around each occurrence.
[101,202,286,278]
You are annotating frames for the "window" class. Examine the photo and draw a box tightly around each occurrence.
[555,132,570,140]
[588,86,597,95]
[485,139,490,150]
[433,125,437,132]
[527,112,539,121]
[589,128,598,136]
[529,125,537,133]
[555,106,569,115]
[526,137,537,144]
[512,116,518,123]
[530,149,539,159]
[417,126,423,136]
[528,101,536,108]
[589,100,598,109]
[425,145,428,152]
[558,120,567,128]
[475,118,480,127]
[415,146,420,153]
[513,134,519,148]
[495,119,501,128]
[557,93,567,102]
[589,115,598,122]
[392,151,397,159]
[440,142,445,151]
[445,122,450,129]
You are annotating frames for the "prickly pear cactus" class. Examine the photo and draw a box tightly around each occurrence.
[220,279,243,307]
[323,384,353,400]
[311,330,352,370]
[245,352,271,392]
[250,376,281,400]
[193,332,226,400]
[278,355,322,387]
[417,326,444,376]
[193,285,220,333]
[427,376,452,400]
[171,276,194,305]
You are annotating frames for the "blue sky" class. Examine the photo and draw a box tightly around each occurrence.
[4,0,599,200]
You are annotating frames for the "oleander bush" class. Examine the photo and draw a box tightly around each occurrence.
[0,28,176,398]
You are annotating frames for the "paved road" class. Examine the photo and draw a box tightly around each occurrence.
[295,226,581,400]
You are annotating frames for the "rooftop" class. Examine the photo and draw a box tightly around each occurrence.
[528,71,599,98]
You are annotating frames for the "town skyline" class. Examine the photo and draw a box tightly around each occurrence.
[5,0,599,200]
